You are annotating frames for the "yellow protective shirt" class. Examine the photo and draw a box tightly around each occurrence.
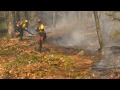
[22,23,26,29]
[38,24,45,31]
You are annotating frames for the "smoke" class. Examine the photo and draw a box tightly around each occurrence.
[46,11,99,51]
[24,11,120,69]
[93,11,120,69]
[44,11,120,69]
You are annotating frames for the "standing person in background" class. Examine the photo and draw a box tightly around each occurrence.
[36,18,47,52]
[36,18,47,42]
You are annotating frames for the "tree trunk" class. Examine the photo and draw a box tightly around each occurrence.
[76,11,78,24]
[53,11,56,27]
[8,11,15,38]
[15,11,20,21]
[24,11,29,20]
[65,11,68,23]
[93,11,104,55]
[80,11,82,23]
[29,11,39,27]
[3,11,9,29]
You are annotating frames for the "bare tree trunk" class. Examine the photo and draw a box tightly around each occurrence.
[76,11,78,24]
[65,11,68,23]
[93,11,104,55]
[15,11,20,21]
[24,11,29,20]
[80,11,82,23]
[8,11,15,38]
[29,11,39,28]
[53,11,56,27]
[3,11,9,29]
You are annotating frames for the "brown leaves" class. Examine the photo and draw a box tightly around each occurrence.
[77,50,84,56]
[0,37,96,79]
[0,64,5,78]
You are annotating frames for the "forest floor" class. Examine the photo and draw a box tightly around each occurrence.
[0,31,120,79]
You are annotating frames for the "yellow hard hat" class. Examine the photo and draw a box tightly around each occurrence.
[24,20,28,23]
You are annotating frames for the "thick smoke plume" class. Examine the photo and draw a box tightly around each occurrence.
[46,11,99,51]
[45,11,120,69]
[26,11,120,69]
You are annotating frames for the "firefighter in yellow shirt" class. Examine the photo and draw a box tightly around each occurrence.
[36,18,47,52]
[36,18,47,41]
[20,20,28,40]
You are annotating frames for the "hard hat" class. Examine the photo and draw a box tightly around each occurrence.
[25,20,28,23]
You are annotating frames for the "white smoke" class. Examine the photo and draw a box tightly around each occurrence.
[44,11,120,69]
[24,11,120,69]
